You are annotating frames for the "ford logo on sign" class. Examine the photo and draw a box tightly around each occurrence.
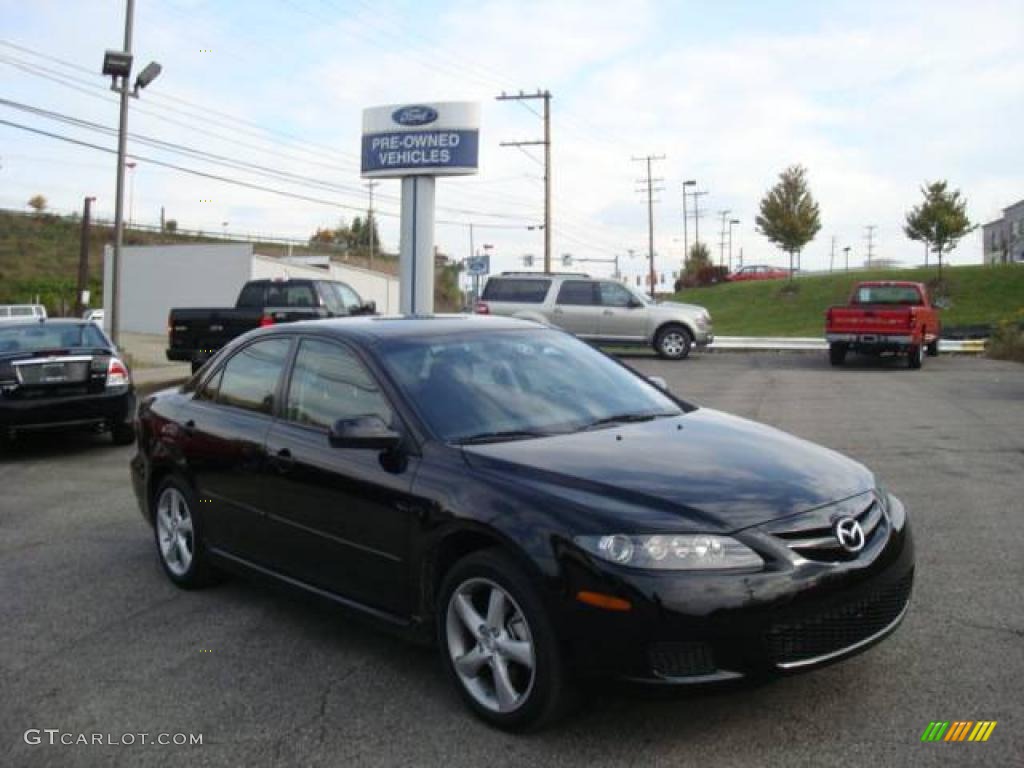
[392,105,439,126]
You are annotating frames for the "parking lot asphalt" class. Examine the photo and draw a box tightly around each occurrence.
[2,352,1022,767]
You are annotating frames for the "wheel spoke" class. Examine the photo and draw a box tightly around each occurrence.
[454,646,489,677]
[486,587,507,629]
[176,514,193,535]
[160,532,176,560]
[174,533,190,565]
[497,638,534,669]
[157,506,173,533]
[454,593,485,640]
[491,656,519,712]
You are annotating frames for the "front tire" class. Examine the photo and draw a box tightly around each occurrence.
[438,549,574,731]
[153,476,220,589]
[654,325,693,360]
[907,344,923,369]
[829,343,848,366]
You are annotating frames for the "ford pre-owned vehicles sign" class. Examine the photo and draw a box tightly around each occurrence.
[361,101,480,177]
[391,105,439,126]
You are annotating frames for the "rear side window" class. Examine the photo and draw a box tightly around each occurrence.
[481,278,551,303]
[267,283,317,308]
[556,281,597,306]
[11,307,33,317]
[236,282,266,308]
[217,338,291,415]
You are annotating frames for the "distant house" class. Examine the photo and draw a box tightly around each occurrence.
[982,199,1024,264]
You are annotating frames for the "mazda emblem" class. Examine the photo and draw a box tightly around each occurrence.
[835,517,865,553]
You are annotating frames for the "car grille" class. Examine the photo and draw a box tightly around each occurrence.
[648,641,717,678]
[771,496,886,562]
[765,571,913,665]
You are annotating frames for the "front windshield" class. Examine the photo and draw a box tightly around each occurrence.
[0,323,109,354]
[377,328,684,443]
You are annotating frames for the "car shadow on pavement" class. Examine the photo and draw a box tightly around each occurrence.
[0,429,126,462]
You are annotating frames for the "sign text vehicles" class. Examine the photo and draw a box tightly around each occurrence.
[360,101,480,178]
[362,130,479,176]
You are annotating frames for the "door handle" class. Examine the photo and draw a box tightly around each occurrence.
[271,448,295,472]
[182,419,196,436]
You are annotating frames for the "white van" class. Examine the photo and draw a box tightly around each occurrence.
[0,305,47,323]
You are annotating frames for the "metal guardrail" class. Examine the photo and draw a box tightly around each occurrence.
[709,337,986,353]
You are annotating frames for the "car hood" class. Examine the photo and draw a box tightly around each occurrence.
[461,408,873,533]
[650,300,706,315]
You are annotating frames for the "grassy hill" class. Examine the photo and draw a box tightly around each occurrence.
[0,209,397,315]
[671,265,1024,337]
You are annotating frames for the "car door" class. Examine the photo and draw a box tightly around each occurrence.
[262,336,420,616]
[596,281,648,341]
[177,336,292,563]
[551,280,601,336]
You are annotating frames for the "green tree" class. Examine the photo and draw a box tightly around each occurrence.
[755,165,821,281]
[904,181,973,278]
[27,194,47,215]
[685,241,711,275]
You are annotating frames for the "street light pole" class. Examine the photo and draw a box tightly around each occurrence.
[109,0,134,348]
[728,219,739,273]
[682,179,695,270]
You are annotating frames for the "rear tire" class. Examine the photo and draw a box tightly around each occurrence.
[437,549,576,731]
[829,343,848,366]
[907,344,923,369]
[111,421,135,446]
[153,476,221,589]
[654,325,693,360]
[926,338,939,357]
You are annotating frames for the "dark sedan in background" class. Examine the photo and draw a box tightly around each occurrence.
[131,316,914,730]
[1,319,135,450]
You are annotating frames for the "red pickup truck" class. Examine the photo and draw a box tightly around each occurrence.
[825,281,941,369]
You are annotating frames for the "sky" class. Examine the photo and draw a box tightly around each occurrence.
[2,0,1022,284]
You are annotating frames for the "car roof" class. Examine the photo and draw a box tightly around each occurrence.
[0,318,90,326]
[274,314,546,343]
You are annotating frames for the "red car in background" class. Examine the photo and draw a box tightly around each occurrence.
[728,265,791,282]
[825,281,941,369]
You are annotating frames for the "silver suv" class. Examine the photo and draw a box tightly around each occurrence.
[475,273,713,359]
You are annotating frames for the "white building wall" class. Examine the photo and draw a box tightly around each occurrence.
[328,263,400,314]
[103,243,254,335]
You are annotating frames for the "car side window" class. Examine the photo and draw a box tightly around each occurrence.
[236,282,266,308]
[598,282,634,307]
[556,281,597,306]
[285,338,393,430]
[195,366,223,402]
[335,283,362,311]
[317,282,344,314]
[216,338,291,415]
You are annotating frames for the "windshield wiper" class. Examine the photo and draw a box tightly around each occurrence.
[578,411,674,432]
[454,429,555,445]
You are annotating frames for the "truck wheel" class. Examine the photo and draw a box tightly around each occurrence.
[926,339,939,357]
[654,325,692,360]
[829,343,847,366]
[907,344,923,369]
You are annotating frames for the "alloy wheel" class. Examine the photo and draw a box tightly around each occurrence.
[156,487,194,577]
[661,331,688,358]
[445,578,536,714]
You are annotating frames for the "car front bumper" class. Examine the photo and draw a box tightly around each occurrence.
[556,508,914,684]
[0,386,135,433]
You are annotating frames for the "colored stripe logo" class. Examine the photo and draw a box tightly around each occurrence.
[921,721,997,742]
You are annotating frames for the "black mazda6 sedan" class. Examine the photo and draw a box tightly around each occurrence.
[131,315,914,730]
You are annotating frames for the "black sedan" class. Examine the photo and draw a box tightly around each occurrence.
[130,316,913,730]
[1,319,136,449]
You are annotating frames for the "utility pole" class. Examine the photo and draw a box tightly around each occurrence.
[830,235,836,273]
[682,179,696,269]
[365,179,378,269]
[688,186,709,252]
[633,154,665,296]
[497,90,552,271]
[843,246,851,272]
[717,210,731,268]
[865,225,877,267]
[75,196,96,316]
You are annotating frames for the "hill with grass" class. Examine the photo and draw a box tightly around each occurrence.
[0,208,398,315]
[671,265,1024,337]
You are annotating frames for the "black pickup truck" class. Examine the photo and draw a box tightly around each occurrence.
[167,278,374,372]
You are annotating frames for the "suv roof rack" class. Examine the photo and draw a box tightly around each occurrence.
[498,271,591,278]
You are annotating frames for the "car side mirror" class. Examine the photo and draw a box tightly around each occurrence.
[648,375,669,391]
[328,415,400,451]
[360,300,377,315]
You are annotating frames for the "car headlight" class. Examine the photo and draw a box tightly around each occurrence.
[877,485,906,530]
[575,534,763,571]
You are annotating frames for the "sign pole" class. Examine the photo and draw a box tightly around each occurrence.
[399,176,436,314]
